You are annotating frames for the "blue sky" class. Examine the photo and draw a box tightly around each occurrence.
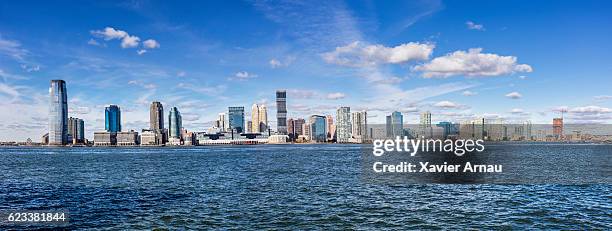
[1,0,611,141]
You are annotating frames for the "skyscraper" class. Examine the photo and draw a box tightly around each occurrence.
[150,101,164,131]
[68,117,85,143]
[351,111,368,141]
[258,104,268,132]
[105,105,121,132]
[336,107,351,143]
[216,113,228,132]
[288,118,305,140]
[229,106,245,133]
[168,107,182,139]
[419,111,432,138]
[251,104,259,133]
[309,115,327,142]
[276,90,287,134]
[326,115,335,140]
[250,104,268,133]
[48,80,68,145]
[386,111,403,138]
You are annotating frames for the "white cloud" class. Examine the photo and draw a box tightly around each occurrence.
[0,36,28,61]
[269,59,282,68]
[121,35,140,48]
[505,91,522,99]
[229,71,258,81]
[322,41,434,67]
[372,76,404,85]
[569,106,612,114]
[137,49,147,55]
[90,27,144,49]
[434,100,460,108]
[462,90,477,96]
[87,39,101,46]
[413,48,533,78]
[143,39,160,49]
[269,56,296,68]
[594,95,612,101]
[326,92,346,100]
[466,21,485,31]
[177,71,186,77]
[510,108,524,113]
[518,75,527,79]
[0,83,20,100]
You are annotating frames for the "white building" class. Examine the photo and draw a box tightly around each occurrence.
[351,111,368,142]
[336,107,351,143]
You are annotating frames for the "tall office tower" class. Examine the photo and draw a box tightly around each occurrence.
[68,117,85,143]
[216,113,228,132]
[49,80,68,145]
[326,115,335,140]
[258,104,268,132]
[336,107,351,143]
[229,106,245,133]
[419,111,432,138]
[553,118,563,139]
[105,105,121,132]
[288,118,305,138]
[150,101,164,131]
[309,115,327,142]
[351,111,367,140]
[251,104,259,133]
[276,90,287,134]
[168,107,182,139]
[386,111,403,138]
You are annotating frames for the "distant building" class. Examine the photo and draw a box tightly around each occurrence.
[94,132,115,146]
[68,117,85,144]
[116,130,138,146]
[336,107,351,143]
[150,101,166,144]
[168,107,182,139]
[419,111,432,138]
[436,122,458,138]
[228,106,245,134]
[105,105,121,132]
[460,118,485,139]
[216,113,228,132]
[553,118,563,139]
[140,129,159,146]
[288,118,305,141]
[251,104,268,133]
[302,121,311,139]
[42,133,49,145]
[268,135,289,144]
[49,80,68,145]
[351,111,368,142]
[276,90,287,134]
[309,115,327,142]
[326,115,335,140]
[386,111,403,138]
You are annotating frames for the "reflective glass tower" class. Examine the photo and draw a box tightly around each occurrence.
[48,80,68,145]
[309,115,327,142]
[228,106,245,133]
[105,105,121,132]
[168,107,182,138]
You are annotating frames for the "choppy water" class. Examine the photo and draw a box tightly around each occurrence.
[0,144,610,229]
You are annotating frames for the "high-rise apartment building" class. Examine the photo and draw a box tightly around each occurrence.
[351,111,368,141]
[309,115,327,142]
[386,111,403,138]
[68,117,85,143]
[168,107,182,139]
[336,107,351,143]
[229,106,245,133]
[419,111,432,138]
[216,113,228,132]
[48,80,68,145]
[276,90,287,134]
[105,105,121,132]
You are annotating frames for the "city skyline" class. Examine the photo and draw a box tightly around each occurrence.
[1,1,612,141]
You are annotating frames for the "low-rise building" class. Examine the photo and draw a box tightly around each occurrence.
[117,130,139,146]
[140,129,160,146]
[94,132,115,146]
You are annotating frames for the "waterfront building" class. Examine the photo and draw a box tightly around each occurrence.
[150,101,166,144]
[268,135,289,144]
[436,122,458,139]
[250,104,269,133]
[116,130,138,146]
[216,113,229,132]
[41,133,49,145]
[168,107,182,139]
[49,80,68,145]
[351,111,368,142]
[326,115,335,140]
[553,118,563,139]
[302,122,311,139]
[419,111,432,138]
[276,90,287,134]
[288,118,305,141]
[460,118,485,139]
[258,104,268,132]
[105,105,121,132]
[309,115,327,142]
[140,129,159,146]
[229,106,245,134]
[68,117,85,144]
[336,107,351,143]
[94,131,115,146]
[386,111,403,138]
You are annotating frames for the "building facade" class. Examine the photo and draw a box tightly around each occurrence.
[386,111,403,138]
[309,115,327,142]
[419,111,432,138]
[116,131,138,146]
[336,107,351,143]
[351,111,368,141]
[105,105,121,132]
[276,90,287,134]
[48,80,68,145]
[68,117,85,144]
[228,106,245,133]
[250,104,268,133]
[168,107,182,139]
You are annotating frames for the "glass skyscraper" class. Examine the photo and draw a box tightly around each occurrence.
[276,90,287,134]
[228,106,245,133]
[48,80,68,145]
[386,111,403,138]
[68,117,85,143]
[309,115,327,142]
[168,107,182,138]
[105,105,121,132]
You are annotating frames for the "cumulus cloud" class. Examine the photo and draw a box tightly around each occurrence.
[413,48,533,78]
[505,91,522,99]
[434,100,462,109]
[121,35,140,48]
[326,92,346,100]
[466,21,485,31]
[322,41,434,67]
[269,56,295,68]
[462,90,477,96]
[229,71,258,81]
[137,49,147,55]
[143,39,160,49]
